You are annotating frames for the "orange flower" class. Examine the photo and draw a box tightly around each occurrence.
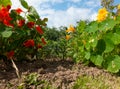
[66,35,70,40]
[66,25,75,33]
[15,8,23,14]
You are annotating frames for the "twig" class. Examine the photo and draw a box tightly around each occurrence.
[11,59,20,78]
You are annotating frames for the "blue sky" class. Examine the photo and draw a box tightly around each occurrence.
[11,0,120,27]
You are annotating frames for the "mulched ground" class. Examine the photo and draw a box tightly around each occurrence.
[0,58,120,89]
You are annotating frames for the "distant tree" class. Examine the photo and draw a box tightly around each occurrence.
[44,27,60,41]
[101,0,115,12]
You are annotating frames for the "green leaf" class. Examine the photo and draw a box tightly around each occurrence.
[96,39,106,55]
[85,21,98,33]
[19,0,29,9]
[85,52,90,60]
[77,21,86,32]
[91,55,103,66]
[106,19,116,29]
[99,19,116,31]
[96,55,103,66]
[106,55,120,73]
[89,34,98,48]
[103,38,114,53]
[0,0,12,7]
[116,16,120,24]
[111,33,120,45]
[1,30,12,38]
[29,6,39,18]
[43,18,48,22]
[85,42,90,51]
[27,14,36,22]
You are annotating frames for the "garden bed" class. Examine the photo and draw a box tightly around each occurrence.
[0,58,120,89]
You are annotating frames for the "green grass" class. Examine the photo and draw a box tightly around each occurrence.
[73,75,110,89]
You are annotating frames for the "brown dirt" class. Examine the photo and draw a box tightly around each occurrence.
[0,58,120,89]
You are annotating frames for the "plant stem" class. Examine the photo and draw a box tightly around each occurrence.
[11,59,20,78]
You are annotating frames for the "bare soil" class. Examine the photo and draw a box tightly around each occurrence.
[0,58,120,89]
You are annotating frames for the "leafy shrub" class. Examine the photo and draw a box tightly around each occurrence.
[68,5,120,73]
[0,0,47,61]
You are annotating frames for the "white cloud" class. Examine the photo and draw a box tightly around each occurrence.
[85,0,101,7]
[41,7,96,27]
[10,0,98,27]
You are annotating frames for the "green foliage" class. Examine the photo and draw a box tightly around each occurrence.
[73,75,110,89]
[17,73,54,89]
[19,0,29,9]
[24,73,40,85]
[0,0,12,7]
[41,27,68,59]
[28,6,40,18]
[1,28,12,38]
[67,11,120,73]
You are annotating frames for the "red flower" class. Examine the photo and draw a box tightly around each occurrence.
[7,5,11,11]
[0,6,13,27]
[23,39,35,47]
[3,19,13,27]
[7,50,14,59]
[41,38,46,45]
[17,19,25,27]
[36,25,43,34]
[27,22,35,28]
[37,44,42,49]
[15,8,23,14]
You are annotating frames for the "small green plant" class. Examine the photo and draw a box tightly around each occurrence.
[73,75,110,89]
[24,73,40,86]
[17,73,54,89]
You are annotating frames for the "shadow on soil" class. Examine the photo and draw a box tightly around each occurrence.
[0,58,74,81]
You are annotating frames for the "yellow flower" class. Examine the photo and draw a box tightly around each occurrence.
[113,16,116,20]
[98,8,108,16]
[97,8,108,22]
[66,25,75,33]
[117,4,120,9]
[66,35,70,40]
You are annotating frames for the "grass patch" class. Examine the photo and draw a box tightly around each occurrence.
[73,75,111,89]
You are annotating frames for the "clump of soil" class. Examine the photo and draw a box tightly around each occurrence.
[0,58,120,89]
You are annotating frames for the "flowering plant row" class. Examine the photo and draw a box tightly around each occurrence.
[67,5,120,73]
[0,0,47,61]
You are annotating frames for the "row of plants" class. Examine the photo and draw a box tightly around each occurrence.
[1,0,120,74]
[42,27,68,60]
[67,5,120,73]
